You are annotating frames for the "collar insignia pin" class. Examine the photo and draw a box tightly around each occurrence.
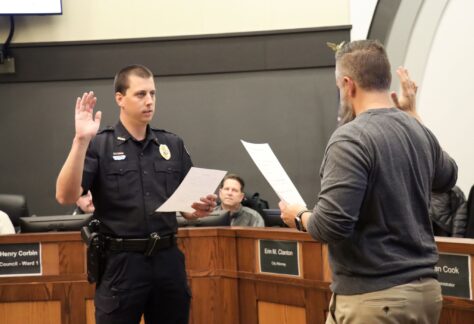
[117,136,126,141]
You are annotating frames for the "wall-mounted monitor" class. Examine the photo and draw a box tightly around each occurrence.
[19,214,92,233]
[0,0,62,15]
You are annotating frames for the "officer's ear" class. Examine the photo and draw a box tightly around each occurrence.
[115,92,124,108]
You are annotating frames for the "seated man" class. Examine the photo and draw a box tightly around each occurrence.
[0,210,15,234]
[212,174,265,227]
[72,190,95,215]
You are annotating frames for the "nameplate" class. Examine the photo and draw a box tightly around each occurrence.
[435,253,471,299]
[258,239,300,276]
[0,243,42,277]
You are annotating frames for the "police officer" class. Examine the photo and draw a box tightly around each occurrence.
[56,64,216,324]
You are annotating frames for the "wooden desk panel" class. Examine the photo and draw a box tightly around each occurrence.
[0,233,93,324]
[1,230,474,324]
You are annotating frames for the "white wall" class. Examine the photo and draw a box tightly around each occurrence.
[349,0,378,40]
[381,0,473,195]
[416,0,474,195]
[0,0,349,43]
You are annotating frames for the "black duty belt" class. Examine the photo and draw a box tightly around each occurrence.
[105,233,176,256]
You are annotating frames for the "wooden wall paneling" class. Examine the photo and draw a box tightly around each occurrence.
[436,237,474,317]
[255,280,305,307]
[235,229,329,324]
[0,282,65,323]
[180,235,219,276]
[321,244,332,282]
[472,253,474,302]
[237,237,257,273]
[304,288,331,324]
[86,299,95,324]
[189,277,220,324]
[254,282,306,324]
[441,296,474,317]
[0,282,56,301]
[179,229,239,324]
[18,281,90,324]
[258,301,306,324]
[59,241,86,275]
[439,307,474,324]
[218,278,240,324]
[55,282,74,324]
[238,280,258,324]
[301,241,323,281]
[179,229,236,276]
[436,238,474,254]
[0,300,61,324]
[216,234,238,275]
[1,230,474,324]
[68,281,95,324]
[41,243,60,276]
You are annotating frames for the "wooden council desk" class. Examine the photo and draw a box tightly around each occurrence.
[0,228,473,324]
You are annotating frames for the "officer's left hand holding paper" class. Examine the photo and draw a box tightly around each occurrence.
[156,167,226,215]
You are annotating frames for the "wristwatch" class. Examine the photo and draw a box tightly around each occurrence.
[294,210,309,232]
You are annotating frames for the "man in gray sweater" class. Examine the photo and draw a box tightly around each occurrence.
[280,40,457,323]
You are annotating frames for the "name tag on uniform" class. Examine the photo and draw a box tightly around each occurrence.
[113,152,126,161]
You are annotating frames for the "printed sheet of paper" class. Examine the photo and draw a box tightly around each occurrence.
[241,140,306,206]
[156,167,227,213]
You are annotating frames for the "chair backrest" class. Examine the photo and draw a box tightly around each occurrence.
[176,212,230,227]
[0,194,30,228]
[263,209,287,227]
[242,192,270,226]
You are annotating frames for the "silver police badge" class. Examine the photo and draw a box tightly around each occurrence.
[159,144,171,160]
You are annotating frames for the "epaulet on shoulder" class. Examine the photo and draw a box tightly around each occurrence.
[97,126,114,134]
[151,127,177,136]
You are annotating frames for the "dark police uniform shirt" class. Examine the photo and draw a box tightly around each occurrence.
[82,122,192,238]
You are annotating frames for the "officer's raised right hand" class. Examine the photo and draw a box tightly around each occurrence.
[75,91,102,140]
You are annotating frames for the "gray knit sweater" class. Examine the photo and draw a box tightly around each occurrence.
[307,108,457,295]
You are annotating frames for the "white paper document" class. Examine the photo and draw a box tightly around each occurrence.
[156,167,227,213]
[241,140,306,206]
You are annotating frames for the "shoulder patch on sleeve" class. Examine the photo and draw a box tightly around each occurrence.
[97,126,114,134]
[151,127,178,137]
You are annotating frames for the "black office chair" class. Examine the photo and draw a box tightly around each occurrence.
[0,194,30,232]
[176,212,230,227]
[263,209,287,227]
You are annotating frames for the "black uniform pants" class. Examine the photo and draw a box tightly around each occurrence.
[94,245,191,324]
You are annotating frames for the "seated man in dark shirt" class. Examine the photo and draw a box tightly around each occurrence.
[212,174,265,227]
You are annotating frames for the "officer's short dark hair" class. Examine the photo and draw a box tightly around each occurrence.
[220,174,245,192]
[335,39,391,91]
[114,64,154,94]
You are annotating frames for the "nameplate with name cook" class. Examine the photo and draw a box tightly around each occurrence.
[435,252,471,299]
[0,243,42,276]
[258,239,300,276]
